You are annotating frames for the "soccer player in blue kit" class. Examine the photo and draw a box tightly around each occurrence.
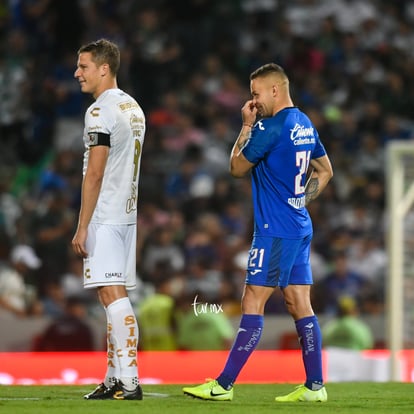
[183,63,333,402]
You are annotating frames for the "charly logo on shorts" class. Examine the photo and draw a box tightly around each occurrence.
[105,272,123,279]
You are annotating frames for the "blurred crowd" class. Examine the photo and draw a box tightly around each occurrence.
[1,0,413,349]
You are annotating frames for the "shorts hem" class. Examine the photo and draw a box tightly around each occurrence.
[84,282,136,290]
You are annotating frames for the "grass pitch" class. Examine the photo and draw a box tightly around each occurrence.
[1,383,413,414]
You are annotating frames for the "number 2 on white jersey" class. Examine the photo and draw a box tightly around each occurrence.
[295,150,311,195]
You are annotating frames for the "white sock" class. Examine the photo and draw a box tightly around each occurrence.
[106,297,139,390]
[103,306,120,388]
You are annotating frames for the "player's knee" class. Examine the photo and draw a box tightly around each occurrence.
[284,301,297,318]
[284,298,312,320]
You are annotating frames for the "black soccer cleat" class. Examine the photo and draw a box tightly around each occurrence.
[83,382,109,399]
[85,379,143,400]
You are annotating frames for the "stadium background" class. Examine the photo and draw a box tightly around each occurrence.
[0,0,413,382]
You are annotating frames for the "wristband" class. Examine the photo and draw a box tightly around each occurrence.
[243,123,253,128]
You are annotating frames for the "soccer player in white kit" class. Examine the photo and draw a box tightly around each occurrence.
[72,39,145,400]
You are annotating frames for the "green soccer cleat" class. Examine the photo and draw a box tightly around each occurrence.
[275,385,327,402]
[183,379,233,401]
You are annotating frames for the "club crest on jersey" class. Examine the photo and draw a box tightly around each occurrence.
[90,107,101,117]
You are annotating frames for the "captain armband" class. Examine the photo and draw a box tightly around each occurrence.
[87,132,111,147]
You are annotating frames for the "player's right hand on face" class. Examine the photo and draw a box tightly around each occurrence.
[241,100,257,125]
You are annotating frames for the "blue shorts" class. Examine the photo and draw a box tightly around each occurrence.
[245,234,313,288]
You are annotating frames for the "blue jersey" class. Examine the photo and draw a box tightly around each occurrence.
[242,107,326,239]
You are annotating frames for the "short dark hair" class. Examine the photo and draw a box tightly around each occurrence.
[250,63,288,81]
[78,38,120,76]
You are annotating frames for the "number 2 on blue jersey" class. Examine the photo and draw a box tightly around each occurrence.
[295,150,311,195]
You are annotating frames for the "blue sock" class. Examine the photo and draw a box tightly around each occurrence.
[295,315,323,390]
[217,314,263,390]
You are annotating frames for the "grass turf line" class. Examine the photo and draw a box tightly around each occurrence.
[0,383,414,414]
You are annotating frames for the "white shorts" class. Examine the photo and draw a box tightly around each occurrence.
[83,223,137,290]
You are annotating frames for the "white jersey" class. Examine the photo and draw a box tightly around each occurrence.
[82,88,145,224]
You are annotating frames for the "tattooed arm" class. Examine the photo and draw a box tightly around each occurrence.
[230,100,257,178]
[229,124,255,177]
[305,155,333,205]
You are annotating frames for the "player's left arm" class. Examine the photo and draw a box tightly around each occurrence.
[305,154,333,205]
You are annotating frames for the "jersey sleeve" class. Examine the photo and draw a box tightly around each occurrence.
[242,120,281,164]
[311,130,327,159]
[85,104,116,147]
